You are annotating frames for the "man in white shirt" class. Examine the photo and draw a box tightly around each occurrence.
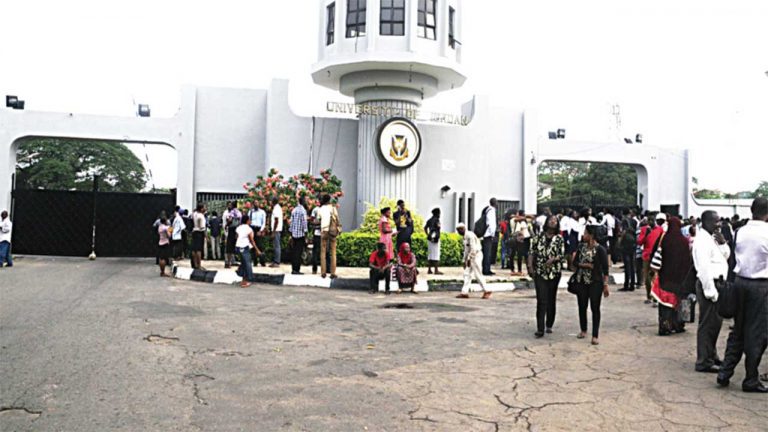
[692,210,730,374]
[602,209,617,264]
[0,210,12,267]
[249,202,267,267]
[269,197,283,268]
[456,223,491,299]
[171,207,185,260]
[481,198,497,276]
[191,203,207,270]
[535,207,551,234]
[717,198,768,392]
[316,194,339,278]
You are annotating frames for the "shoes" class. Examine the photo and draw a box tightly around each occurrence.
[312,270,317,275]
[717,376,730,387]
[618,287,631,292]
[482,292,492,299]
[742,384,768,393]
[545,328,553,334]
[483,271,496,276]
[240,282,252,288]
[434,271,444,275]
[291,271,303,275]
[576,332,586,339]
[714,359,723,367]
[591,338,599,345]
[644,299,652,304]
[428,270,433,274]
[760,373,768,382]
[456,294,470,299]
[330,274,338,279]
[534,331,544,338]
[321,273,327,278]
[269,263,280,268]
[696,366,721,374]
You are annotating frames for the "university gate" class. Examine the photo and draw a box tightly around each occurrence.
[10,178,175,257]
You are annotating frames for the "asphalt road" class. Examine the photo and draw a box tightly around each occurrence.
[1,257,765,431]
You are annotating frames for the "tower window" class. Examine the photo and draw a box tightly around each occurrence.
[346,0,367,38]
[326,2,336,45]
[448,6,456,48]
[417,0,437,40]
[380,0,405,36]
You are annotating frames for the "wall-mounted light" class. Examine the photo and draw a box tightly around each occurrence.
[624,138,633,144]
[137,104,151,117]
[635,133,643,144]
[556,128,566,139]
[548,131,557,139]
[5,95,24,109]
[440,185,451,199]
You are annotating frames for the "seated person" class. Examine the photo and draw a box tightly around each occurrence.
[369,242,392,294]
[396,242,418,293]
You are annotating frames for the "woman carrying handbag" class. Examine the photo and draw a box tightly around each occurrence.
[571,225,610,345]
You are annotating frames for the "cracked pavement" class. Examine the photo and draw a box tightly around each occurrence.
[1,257,766,431]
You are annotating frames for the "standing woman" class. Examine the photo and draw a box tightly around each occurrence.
[379,207,395,261]
[157,217,173,277]
[651,217,692,335]
[235,214,261,288]
[572,225,610,345]
[528,215,565,338]
[424,208,443,274]
[396,243,419,293]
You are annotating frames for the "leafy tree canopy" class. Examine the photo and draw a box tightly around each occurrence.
[538,162,637,205]
[755,181,768,198]
[16,138,147,192]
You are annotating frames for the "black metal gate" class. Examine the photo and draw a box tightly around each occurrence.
[11,185,175,257]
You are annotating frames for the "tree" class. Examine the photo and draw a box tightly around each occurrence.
[570,163,637,204]
[754,181,768,198]
[16,138,147,192]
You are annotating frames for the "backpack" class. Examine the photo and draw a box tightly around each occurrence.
[328,207,342,238]
[595,224,608,244]
[473,207,490,238]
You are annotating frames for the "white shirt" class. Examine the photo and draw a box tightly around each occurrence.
[271,204,283,232]
[311,206,321,236]
[603,214,615,237]
[692,229,731,301]
[484,206,497,238]
[560,216,574,234]
[0,218,12,243]
[463,230,483,261]
[734,220,768,279]
[535,214,547,231]
[249,208,267,230]
[318,205,334,232]
[193,211,206,232]
[235,225,253,249]
[171,214,185,241]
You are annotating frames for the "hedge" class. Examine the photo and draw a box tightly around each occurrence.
[335,232,464,267]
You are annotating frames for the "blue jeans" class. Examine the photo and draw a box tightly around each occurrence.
[273,232,281,264]
[237,247,253,281]
[0,241,12,267]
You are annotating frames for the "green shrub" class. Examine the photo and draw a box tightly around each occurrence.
[336,231,464,267]
[357,197,426,235]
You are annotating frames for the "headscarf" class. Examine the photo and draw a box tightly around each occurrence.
[398,242,414,265]
[659,217,692,286]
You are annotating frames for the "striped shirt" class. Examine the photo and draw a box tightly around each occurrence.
[289,205,308,238]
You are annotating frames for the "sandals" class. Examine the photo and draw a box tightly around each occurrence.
[577,332,586,339]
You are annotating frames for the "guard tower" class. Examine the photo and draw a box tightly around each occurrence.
[312,0,466,221]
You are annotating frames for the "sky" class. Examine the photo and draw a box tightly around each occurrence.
[2,0,766,192]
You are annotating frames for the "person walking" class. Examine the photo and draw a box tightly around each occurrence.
[157,216,173,277]
[396,243,418,293]
[224,202,242,269]
[424,208,443,275]
[0,210,13,268]
[572,225,610,345]
[528,215,565,337]
[207,211,221,261]
[378,207,395,261]
[369,242,392,294]
[650,217,692,335]
[269,197,283,268]
[317,194,340,279]
[249,202,267,267]
[191,203,207,270]
[289,196,308,275]
[235,214,261,288]
[482,198,498,276]
[692,210,729,374]
[717,198,768,392]
[637,213,664,304]
[618,217,637,291]
[393,199,413,253]
[456,223,491,299]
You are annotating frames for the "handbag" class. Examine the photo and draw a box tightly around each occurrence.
[650,246,662,272]
[716,276,739,319]
[567,273,581,295]
[328,207,342,238]
[678,293,697,323]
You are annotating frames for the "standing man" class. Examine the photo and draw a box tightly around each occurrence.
[692,210,730,374]
[456,223,491,299]
[393,199,413,253]
[482,198,498,276]
[191,203,207,270]
[207,211,222,261]
[317,194,339,279]
[637,213,664,304]
[603,209,618,264]
[0,210,12,268]
[718,198,768,392]
[249,202,267,267]
[289,196,308,275]
[224,202,242,269]
[269,197,283,268]
[310,198,323,275]
[171,207,185,261]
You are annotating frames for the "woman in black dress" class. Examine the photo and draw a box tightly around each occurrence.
[572,224,610,345]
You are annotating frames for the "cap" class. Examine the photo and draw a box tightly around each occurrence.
[456,223,467,230]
